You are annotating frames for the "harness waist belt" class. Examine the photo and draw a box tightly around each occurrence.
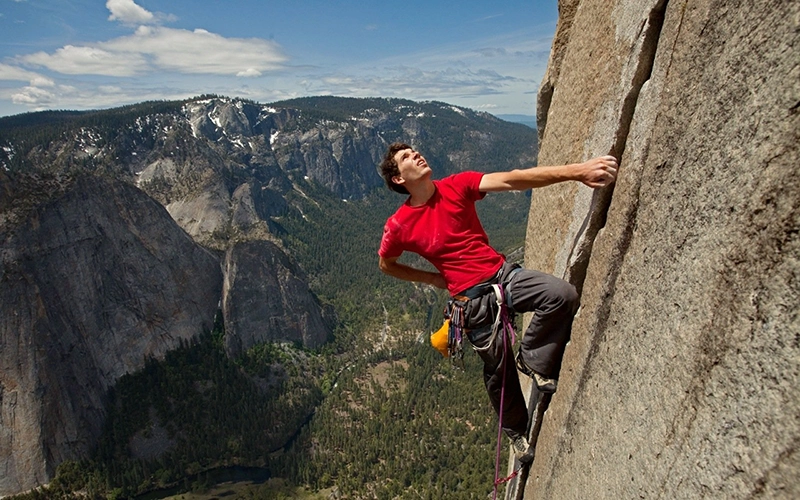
[457,262,522,302]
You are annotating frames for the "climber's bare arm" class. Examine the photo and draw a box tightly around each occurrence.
[379,255,447,289]
[480,155,618,192]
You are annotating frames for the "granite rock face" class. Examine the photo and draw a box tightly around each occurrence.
[0,176,222,496]
[222,240,334,357]
[519,0,799,498]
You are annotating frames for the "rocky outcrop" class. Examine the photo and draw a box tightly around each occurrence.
[0,176,222,496]
[222,240,334,357]
[516,0,799,498]
[269,118,386,200]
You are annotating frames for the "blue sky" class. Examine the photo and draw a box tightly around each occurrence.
[0,0,558,118]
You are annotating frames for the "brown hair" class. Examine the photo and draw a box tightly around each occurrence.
[380,142,412,194]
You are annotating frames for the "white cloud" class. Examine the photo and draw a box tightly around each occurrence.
[19,26,286,78]
[237,68,262,78]
[30,76,55,87]
[11,85,56,106]
[6,80,190,112]
[22,45,148,76]
[106,0,154,25]
[0,63,50,84]
[107,26,287,75]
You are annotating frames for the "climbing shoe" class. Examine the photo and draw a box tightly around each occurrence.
[512,435,535,464]
[515,352,558,394]
[532,372,558,394]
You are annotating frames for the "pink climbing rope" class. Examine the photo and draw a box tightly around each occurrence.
[492,284,520,500]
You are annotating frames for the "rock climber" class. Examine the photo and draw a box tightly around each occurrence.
[377,142,618,462]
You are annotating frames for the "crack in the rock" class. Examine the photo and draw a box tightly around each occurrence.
[513,1,671,498]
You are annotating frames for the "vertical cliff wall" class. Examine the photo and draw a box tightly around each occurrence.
[521,0,798,497]
[222,240,334,357]
[0,177,222,496]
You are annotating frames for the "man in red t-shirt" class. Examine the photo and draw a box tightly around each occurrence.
[378,142,618,462]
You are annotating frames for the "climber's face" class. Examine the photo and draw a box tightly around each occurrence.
[391,148,431,188]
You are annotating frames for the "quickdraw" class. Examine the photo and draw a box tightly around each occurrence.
[444,299,466,369]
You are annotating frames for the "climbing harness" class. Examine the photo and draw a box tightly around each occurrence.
[437,265,520,364]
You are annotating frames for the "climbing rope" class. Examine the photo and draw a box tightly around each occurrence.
[490,284,521,500]
[495,466,521,487]
[443,277,526,497]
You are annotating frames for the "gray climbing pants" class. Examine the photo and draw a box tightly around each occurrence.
[458,262,580,439]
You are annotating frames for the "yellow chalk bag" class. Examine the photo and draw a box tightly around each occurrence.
[430,319,450,357]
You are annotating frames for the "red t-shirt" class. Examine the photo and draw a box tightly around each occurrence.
[379,171,504,295]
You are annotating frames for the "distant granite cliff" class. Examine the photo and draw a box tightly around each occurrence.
[0,176,222,494]
[222,240,335,357]
[514,0,798,498]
